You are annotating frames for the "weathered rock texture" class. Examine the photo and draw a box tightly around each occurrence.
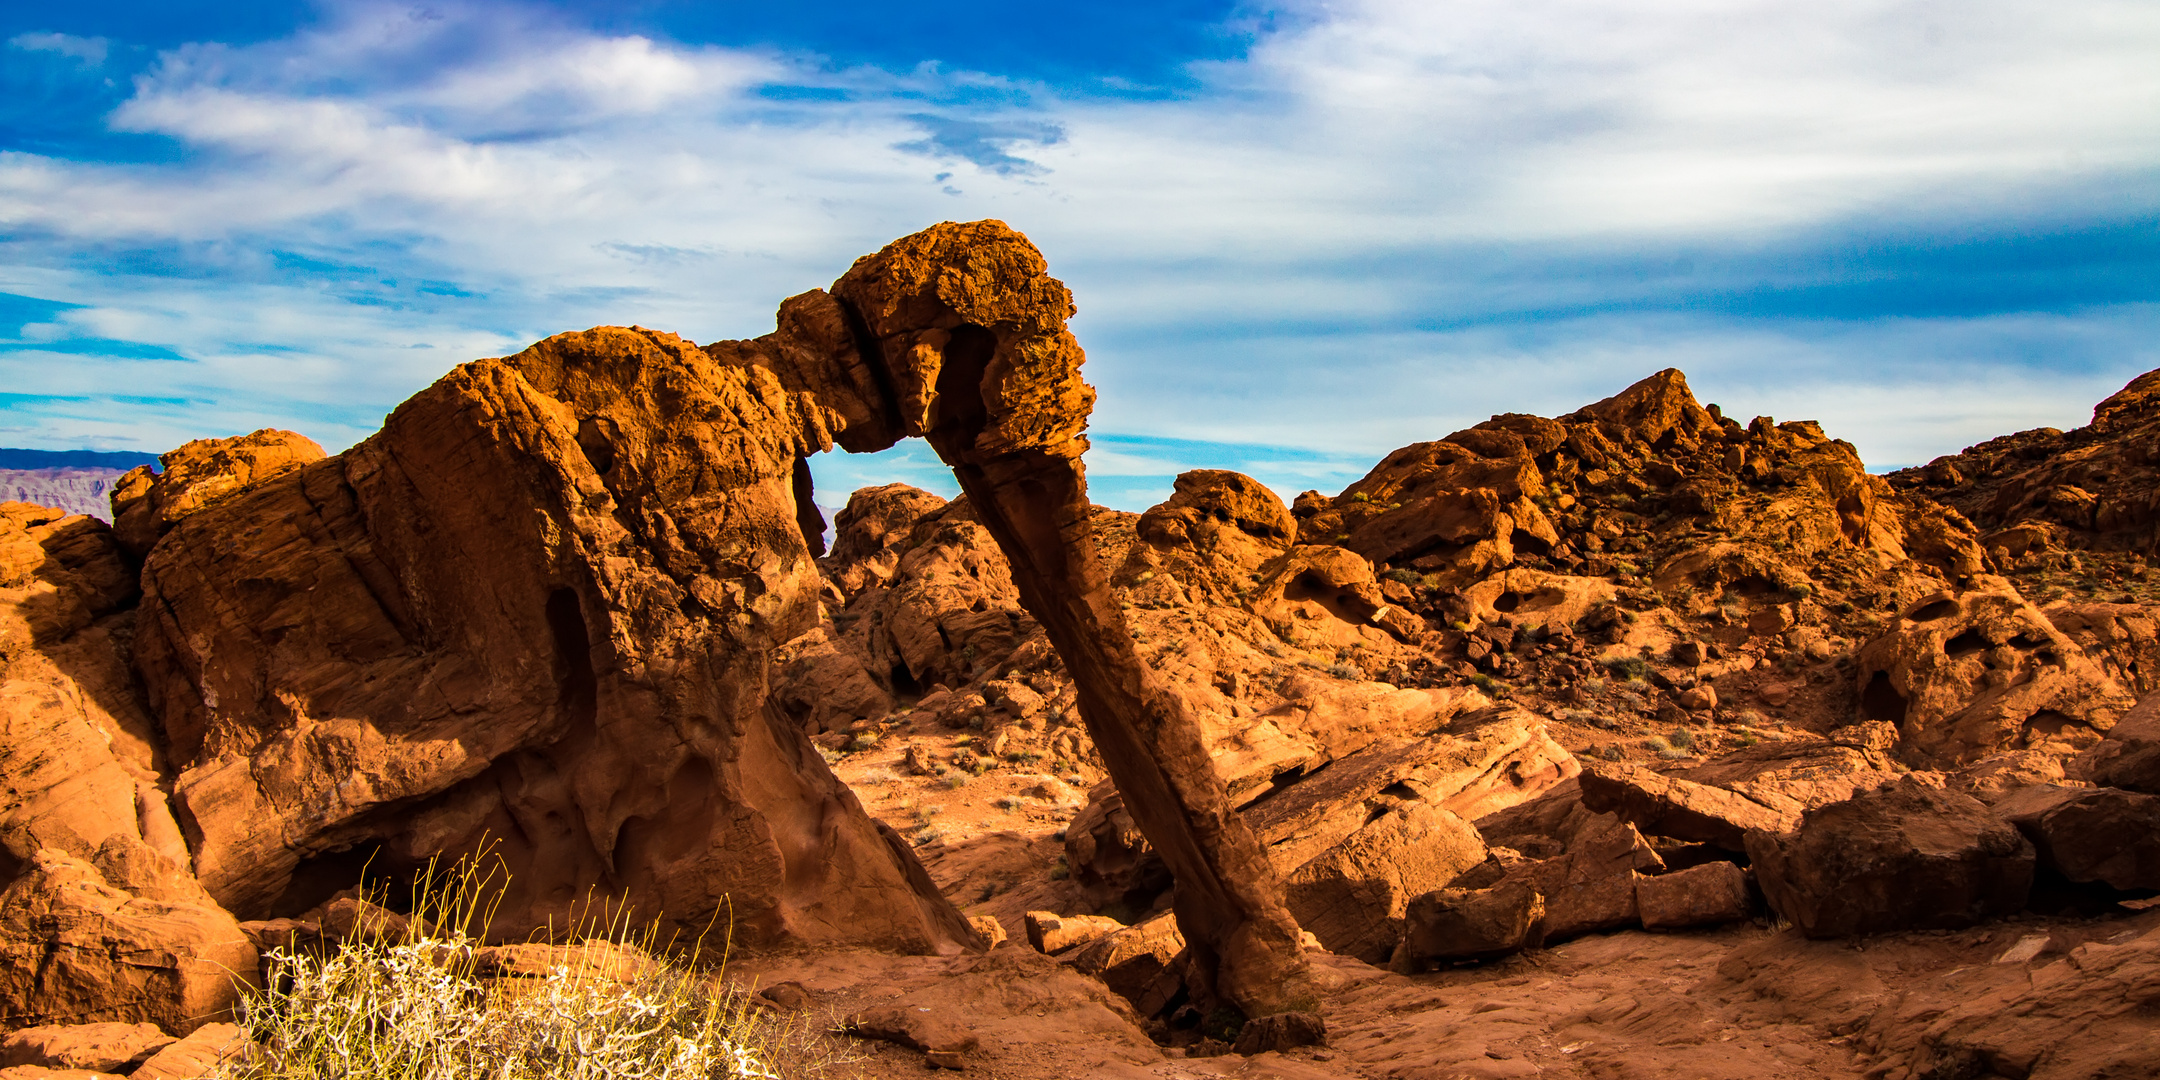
[821,223,1316,1016]
[127,323,970,953]
[113,221,1311,1014]
[109,430,325,562]
[1747,778,2035,938]
[1893,367,2160,558]
[1854,586,2129,763]
[0,850,256,1034]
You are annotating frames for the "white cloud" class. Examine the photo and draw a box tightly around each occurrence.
[0,0,2155,502]
[8,31,108,66]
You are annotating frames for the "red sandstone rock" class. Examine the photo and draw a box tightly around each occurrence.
[1023,910,1123,954]
[128,1023,242,1080]
[0,1024,172,1073]
[0,504,180,893]
[1395,879,1545,969]
[1994,783,2160,891]
[1746,777,2034,938]
[2072,690,2160,794]
[1854,587,2130,763]
[0,850,257,1034]
[1866,924,2160,1080]
[1281,800,1487,963]
[1635,860,1751,930]
[1578,761,1798,851]
[1061,911,1183,1004]
[109,430,323,561]
[128,322,974,952]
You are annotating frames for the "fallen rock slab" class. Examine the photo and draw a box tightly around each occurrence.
[1745,777,2034,938]
[1025,911,1126,955]
[1231,1011,1328,1055]
[1635,860,1752,931]
[1062,911,1184,1004]
[1578,761,1797,851]
[1994,783,2160,891]
[129,1024,243,1080]
[0,1024,172,1073]
[1395,879,1544,969]
[1282,801,1486,964]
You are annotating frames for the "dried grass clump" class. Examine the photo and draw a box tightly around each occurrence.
[219,854,852,1080]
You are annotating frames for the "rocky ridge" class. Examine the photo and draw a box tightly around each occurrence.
[2,224,2160,1078]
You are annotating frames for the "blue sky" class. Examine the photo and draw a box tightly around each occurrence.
[2,1,2156,511]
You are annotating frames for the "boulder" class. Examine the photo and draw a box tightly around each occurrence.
[129,1023,243,1080]
[1497,815,1664,941]
[1024,911,1124,954]
[1577,762,1798,851]
[1231,1011,1328,1055]
[1993,784,2160,891]
[768,626,894,734]
[830,495,1032,694]
[109,429,324,561]
[1281,801,1487,963]
[1062,911,1184,1004]
[2071,691,2160,794]
[0,1024,173,1073]
[1853,587,2131,763]
[1635,861,1751,931]
[818,484,950,598]
[127,322,975,951]
[0,850,258,1034]
[1745,778,2034,938]
[1395,879,1545,969]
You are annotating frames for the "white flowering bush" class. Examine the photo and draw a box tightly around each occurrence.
[219,856,842,1080]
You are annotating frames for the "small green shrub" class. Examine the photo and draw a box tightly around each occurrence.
[1603,656,1651,682]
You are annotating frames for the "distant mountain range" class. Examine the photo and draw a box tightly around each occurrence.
[0,449,160,470]
[0,448,161,521]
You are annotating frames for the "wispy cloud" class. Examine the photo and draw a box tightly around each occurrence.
[0,0,2155,509]
[9,32,109,66]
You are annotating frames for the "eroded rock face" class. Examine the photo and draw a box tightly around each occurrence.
[129,322,971,951]
[2072,691,2160,794]
[1747,778,2035,938]
[0,850,257,1034]
[1854,587,2131,764]
[1281,800,1486,964]
[1892,367,2160,559]
[0,504,186,896]
[109,430,324,562]
[1295,369,1983,598]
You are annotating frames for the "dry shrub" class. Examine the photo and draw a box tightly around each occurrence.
[219,852,858,1080]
